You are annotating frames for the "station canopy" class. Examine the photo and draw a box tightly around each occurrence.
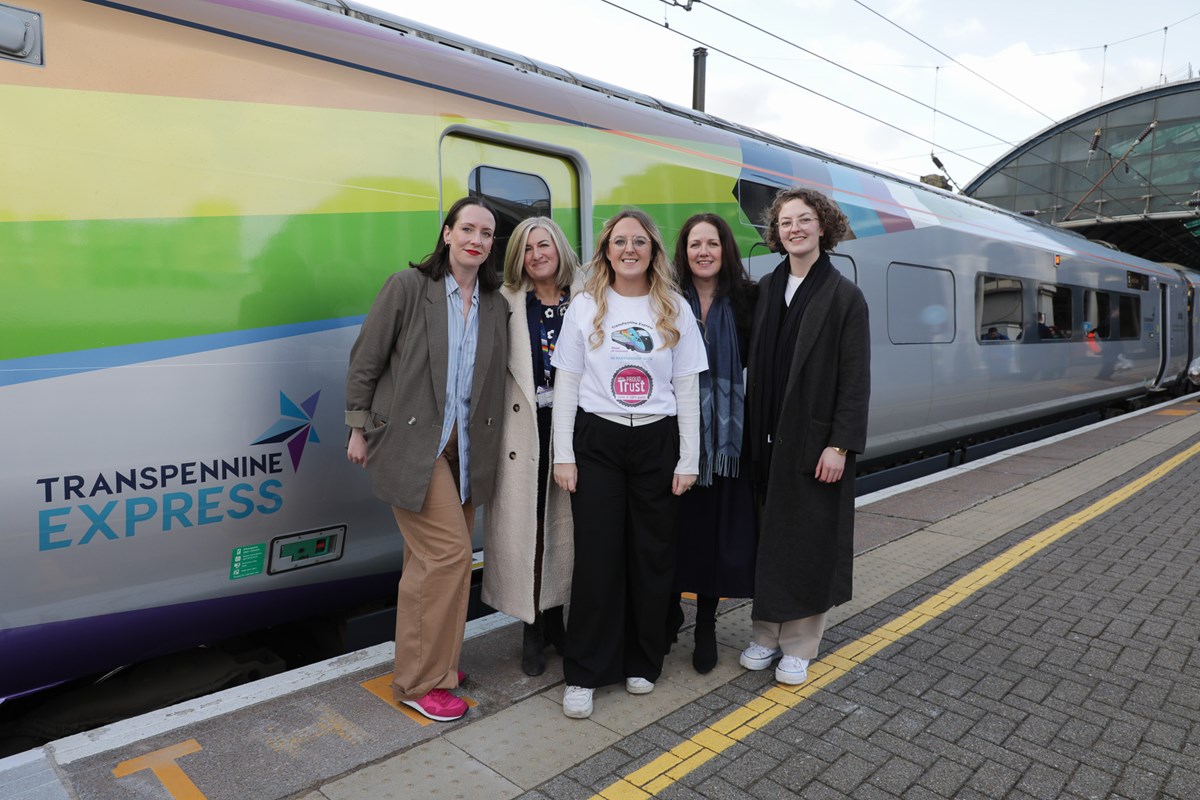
[965,79,1200,269]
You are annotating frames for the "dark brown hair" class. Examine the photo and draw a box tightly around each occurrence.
[412,196,501,291]
[673,213,752,304]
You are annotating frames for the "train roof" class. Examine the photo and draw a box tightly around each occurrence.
[293,1,1174,276]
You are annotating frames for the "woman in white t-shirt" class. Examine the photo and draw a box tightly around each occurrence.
[551,209,708,719]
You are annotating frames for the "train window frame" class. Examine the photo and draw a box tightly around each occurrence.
[886,262,955,344]
[735,178,788,230]
[1082,290,1141,341]
[1035,283,1073,341]
[829,253,858,285]
[467,164,553,266]
[976,273,1024,343]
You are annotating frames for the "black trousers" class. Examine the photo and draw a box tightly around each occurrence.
[564,411,681,688]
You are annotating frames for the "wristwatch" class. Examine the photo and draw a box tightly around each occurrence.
[832,447,848,456]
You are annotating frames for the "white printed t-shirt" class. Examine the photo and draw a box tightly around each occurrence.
[551,289,707,415]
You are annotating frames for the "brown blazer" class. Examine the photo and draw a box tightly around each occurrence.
[345,268,508,511]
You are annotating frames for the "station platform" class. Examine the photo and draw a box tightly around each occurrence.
[5,396,1200,800]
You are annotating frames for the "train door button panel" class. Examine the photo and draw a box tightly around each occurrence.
[267,525,346,574]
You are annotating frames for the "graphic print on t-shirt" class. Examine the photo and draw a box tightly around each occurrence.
[611,326,654,353]
[611,364,653,407]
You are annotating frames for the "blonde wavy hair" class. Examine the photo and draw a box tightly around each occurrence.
[502,217,581,292]
[585,209,682,349]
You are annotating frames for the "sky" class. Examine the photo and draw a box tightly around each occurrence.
[360,0,1198,189]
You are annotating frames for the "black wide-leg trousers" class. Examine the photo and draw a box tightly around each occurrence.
[563,411,681,688]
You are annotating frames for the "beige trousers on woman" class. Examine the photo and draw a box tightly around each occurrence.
[752,612,829,660]
[389,428,473,702]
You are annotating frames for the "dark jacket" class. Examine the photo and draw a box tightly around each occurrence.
[345,268,508,511]
[747,261,870,621]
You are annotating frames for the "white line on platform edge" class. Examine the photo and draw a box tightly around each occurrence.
[46,611,519,765]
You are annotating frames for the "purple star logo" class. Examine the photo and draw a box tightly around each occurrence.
[253,391,320,470]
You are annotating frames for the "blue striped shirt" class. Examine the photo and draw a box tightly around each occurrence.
[438,277,480,503]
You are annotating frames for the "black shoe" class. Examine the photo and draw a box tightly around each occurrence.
[522,620,546,676]
[543,606,566,657]
[692,626,717,673]
[666,596,685,645]
[692,595,718,674]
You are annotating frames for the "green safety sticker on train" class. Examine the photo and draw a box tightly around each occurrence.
[230,543,267,580]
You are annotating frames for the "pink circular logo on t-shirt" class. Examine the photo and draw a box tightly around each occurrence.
[611,365,653,407]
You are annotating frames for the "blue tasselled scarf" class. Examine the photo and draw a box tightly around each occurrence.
[686,286,745,486]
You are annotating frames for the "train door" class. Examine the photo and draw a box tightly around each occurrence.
[438,130,585,551]
[1153,282,1170,387]
[439,130,587,272]
[1151,278,1191,390]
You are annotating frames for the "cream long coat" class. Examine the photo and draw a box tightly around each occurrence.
[481,283,578,623]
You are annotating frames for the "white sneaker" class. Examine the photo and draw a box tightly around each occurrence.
[739,642,781,670]
[625,677,654,694]
[775,655,809,685]
[563,685,594,718]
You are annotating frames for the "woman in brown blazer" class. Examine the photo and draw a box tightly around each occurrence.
[345,196,508,722]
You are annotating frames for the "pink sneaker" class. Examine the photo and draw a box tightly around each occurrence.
[401,689,468,722]
[457,670,467,685]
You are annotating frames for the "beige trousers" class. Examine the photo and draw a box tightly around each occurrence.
[389,429,473,701]
[752,612,828,660]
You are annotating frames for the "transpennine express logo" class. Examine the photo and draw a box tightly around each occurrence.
[252,390,321,470]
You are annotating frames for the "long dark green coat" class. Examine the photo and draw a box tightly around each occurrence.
[747,262,870,621]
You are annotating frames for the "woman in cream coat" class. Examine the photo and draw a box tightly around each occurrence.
[483,217,583,676]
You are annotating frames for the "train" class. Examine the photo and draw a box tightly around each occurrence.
[3,0,1199,706]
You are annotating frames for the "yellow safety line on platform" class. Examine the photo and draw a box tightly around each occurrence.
[360,674,478,726]
[590,439,1200,800]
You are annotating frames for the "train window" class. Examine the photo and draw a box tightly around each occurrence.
[1084,290,1112,338]
[1082,291,1140,339]
[887,263,954,344]
[1035,284,1073,340]
[1118,294,1140,338]
[468,165,552,262]
[976,274,1023,342]
[735,178,787,229]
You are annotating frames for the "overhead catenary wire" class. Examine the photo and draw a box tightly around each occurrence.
[839,0,1190,250]
[645,0,1194,262]
[644,0,1164,223]
[634,0,1086,205]
[637,0,1193,260]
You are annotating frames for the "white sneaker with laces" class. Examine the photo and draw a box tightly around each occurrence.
[625,677,654,694]
[775,655,810,685]
[739,642,781,670]
[562,685,594,718]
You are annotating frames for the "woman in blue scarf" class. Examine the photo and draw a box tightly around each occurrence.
[669,213,758,673]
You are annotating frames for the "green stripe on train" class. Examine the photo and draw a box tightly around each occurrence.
[2,202,755,361]
[1,212,437,360]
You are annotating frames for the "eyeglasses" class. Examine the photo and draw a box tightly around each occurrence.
[778,217,818,230]
[610,236,650,250]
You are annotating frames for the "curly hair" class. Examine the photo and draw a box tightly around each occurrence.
[584,209,682,349]
[761,187,849,255]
